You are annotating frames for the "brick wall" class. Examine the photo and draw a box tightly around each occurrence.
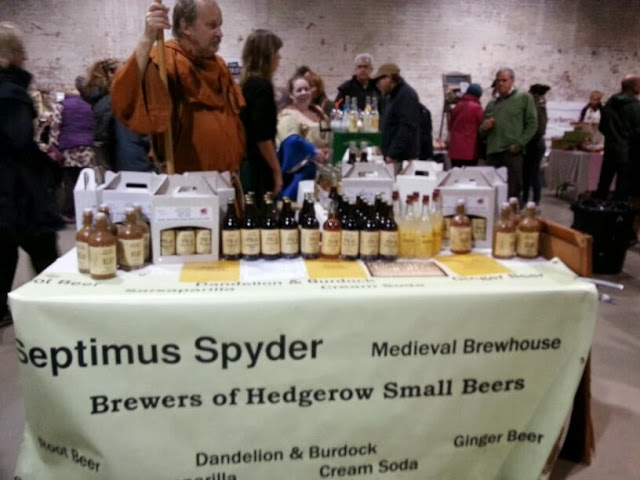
[4,0,639,135]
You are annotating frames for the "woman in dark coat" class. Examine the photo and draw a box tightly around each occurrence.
[239,29,283,204]
[0,22,62,326]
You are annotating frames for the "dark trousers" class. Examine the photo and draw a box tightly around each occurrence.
[522,141,545,205]
[487,150,523,201]
[0,231,58,318]
[62,167,81,218]
[595,159,632,201]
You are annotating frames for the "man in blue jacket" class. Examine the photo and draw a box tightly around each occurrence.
[374,63,421,173]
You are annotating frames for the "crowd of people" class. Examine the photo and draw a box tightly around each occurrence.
[2,0,640,327]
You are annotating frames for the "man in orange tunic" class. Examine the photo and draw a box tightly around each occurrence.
[111,0,245,173]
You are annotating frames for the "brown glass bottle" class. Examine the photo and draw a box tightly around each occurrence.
[449,199,472,254]
[517,201,541,258]
[118,207,145,271]
[379,203,399,261]
[321,199,342,259]
[76,208,93,274]
[98,204,119,238]
[241,195,261,260]
[359,203,380,261]
[509,197,522,226]
[221,198,241,260]
[340,202,359,260]
[133,204,151,262]
[300,193,320,259]
[89,212,117,280]
[279,197,299,259]
[261,198,280,260]
[492,202,516,259]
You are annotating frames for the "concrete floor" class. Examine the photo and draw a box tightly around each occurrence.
[1,192,638,480]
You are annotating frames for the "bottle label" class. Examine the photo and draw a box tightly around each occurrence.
[161,230,176,256]
[321,230,341,256]
[222,230,241,256]
[196,229,212,254]
[118,238,144,267]
[77,242,89,272]
[399,228,417,258]
[143,232,151,261]
[379,231,398,257]
[517,231,540,257]
[301,229,320,255]
[416,231,433,258]
[241,229,260,255]
[340,230,359,257]
[261,229,280,256]
[494,231,516,258]
[176,230,196,255]
[359,231,379,256]
[280,229,299,255]
[89,245,116,276]
[471,217,487,241]
[450,226,472,253]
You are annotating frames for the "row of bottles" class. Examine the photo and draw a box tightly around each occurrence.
[221,193,401,261]
[76,204,151,280]
[492,200,541,259]
[160,228,212,256]
[394,191,444,259]
[331,96,380,133]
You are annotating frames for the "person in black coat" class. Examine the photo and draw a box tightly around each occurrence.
[0,22,62,326]
[239,29,283,204]
[373,63,421,172]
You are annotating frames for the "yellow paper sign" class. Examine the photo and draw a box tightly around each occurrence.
[304,258,369,279]
[435,253,512,276]
[180,260,240,282]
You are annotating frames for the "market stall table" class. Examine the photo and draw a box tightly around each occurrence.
[545,149,604,199]
[9,252,597,480]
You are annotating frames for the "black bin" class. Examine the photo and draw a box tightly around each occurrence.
[571,200,638,274]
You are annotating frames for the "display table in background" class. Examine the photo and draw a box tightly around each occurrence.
[545,150,604,199]
[9,253,597,480]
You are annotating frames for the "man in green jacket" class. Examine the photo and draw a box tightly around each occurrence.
[480,68,537,201]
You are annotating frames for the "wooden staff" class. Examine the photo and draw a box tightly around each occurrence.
[154,0,175,174]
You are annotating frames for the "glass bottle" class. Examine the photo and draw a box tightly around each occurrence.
[359,202,380,261]
[241,195,261,261]
[279,197,299,259]
[348,141,358,164]
[379,203,399,261]
[348,97,359,132]
[360,141,369,162]
[133,204,151,262]
[399,195,417,259]
[391,190,401,220]
[509,197,522,226]
[261,198,280,260]
[300,193,321,259]
[89,212,117,280]
[430,189,444,255]
[492,202,517,259]
[449,199,472,254]
[340,202,360,260]
[516,202,541,259]
[321,199,342,259]
[175,228,196,255]
[370,97,380,132]
[222,197,241,260]
[98,203,119,238]
[196,229,212,254]
[416,195,434,259]
[118,207,144,271]
[76,208,93,274]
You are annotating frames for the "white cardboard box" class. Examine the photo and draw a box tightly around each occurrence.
[462,166,508,214]
[184,171,235,219]
[99,171,167,224]
[396,160,446,206]
[436,169,496,248]
[341,162,394,203]
[151,175,220,264]
[73,168,101,229]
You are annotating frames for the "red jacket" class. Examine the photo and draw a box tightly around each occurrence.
[448,94,484,161]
